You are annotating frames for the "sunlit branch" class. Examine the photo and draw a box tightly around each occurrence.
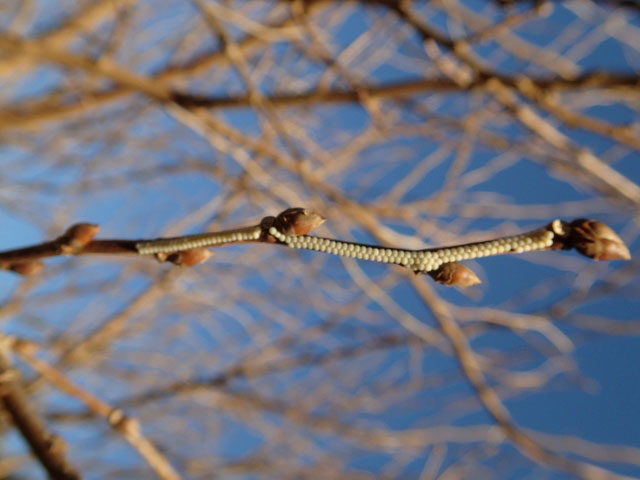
[0,208,629,288]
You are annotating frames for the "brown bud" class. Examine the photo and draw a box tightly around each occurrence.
[8,261,44,276]
[166,248,213,266]
[59,223,99,253]
[428,262,481,288]
[274,208,325,236]
[568,219,630,261]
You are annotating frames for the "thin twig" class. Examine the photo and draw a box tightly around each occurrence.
[10,338,181,480]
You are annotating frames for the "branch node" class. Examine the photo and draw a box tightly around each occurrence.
[107,408,125,427]
[45,434,68,456]
[259,215,277,242]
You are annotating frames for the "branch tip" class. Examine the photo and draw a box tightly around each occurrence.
[567,219,630,261]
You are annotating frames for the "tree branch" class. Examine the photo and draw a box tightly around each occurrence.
[0,210,630,288]
[0,342,81,480]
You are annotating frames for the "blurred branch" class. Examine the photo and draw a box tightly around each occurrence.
[409,276,635,480]
[388,1,640,206]
[11,338,182,480]
[1,72,637,132]
[0,341,81,480]
[0,0,133,75]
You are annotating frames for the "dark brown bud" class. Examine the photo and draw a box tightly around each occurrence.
[274,208,325,236]
[166,248,212,266]
[568,219,630,261]
[428,262,481,288]
[8,261,44,276]
[59,223,99,253]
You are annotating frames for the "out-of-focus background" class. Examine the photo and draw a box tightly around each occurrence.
[0,1,639,478]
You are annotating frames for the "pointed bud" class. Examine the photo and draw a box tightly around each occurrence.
[428,262,481,288]
[166,248,213,266]
[274,208,325,236]
[8,261,44,276]
[59,223,99,253]
[568,219,630,261]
